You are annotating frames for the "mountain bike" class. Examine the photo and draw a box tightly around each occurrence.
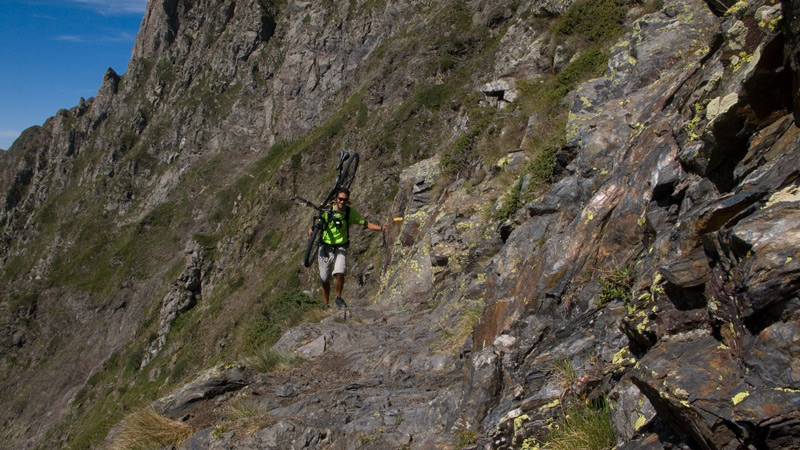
[296,150,359,268]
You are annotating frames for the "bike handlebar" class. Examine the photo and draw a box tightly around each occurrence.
[295,195,335,215]
[295,195,316,209]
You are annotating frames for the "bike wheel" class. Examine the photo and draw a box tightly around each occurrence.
[339,152,359,190]
[304,224,321,268]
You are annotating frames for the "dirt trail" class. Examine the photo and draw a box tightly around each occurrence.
[177,303,464,448]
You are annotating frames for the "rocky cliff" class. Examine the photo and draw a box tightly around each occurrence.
[1,0,799,449]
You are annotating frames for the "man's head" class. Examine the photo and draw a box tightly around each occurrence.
[336,188,350,206]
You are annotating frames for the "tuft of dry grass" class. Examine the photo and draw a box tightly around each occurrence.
[553,358,580,393]
[224,393,263,421]
[434,303,485,353]
[302,307,332,323]
[108,406,194,450]
[246,346,305,373]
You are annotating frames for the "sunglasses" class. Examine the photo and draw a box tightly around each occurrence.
[337,197,349,202]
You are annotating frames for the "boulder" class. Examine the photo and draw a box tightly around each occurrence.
[729,202,800,313]
[155,364,251,416]
[632,334,800,449]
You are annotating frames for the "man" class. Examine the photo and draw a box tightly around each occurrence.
[315,188,384,308]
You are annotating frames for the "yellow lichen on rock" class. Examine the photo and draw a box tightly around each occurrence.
[732,391,750,405]
[634,413,647,430]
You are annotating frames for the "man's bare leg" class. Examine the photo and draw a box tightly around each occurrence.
[334,273,344,298]
[321,280,331,307]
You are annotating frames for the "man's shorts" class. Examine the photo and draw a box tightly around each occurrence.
[319,245,347,283]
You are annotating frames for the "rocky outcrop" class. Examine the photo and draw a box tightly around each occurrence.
[461,0,800,448]
[142,240,210,367]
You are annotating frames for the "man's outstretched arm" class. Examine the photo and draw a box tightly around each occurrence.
[365,221,385,231]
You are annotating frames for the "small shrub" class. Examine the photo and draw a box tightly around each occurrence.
[455,429,479,449]
[358,433,375,444]
[155,58,175,85]
[125,349,144,374]
[270,198,292,213]
[416,83,457,110]
[211,423,229,440]
[120,132,138,151]
[291,152,302,171]
[598,262,636,306]
[193,233,218,254]
[442,131,480,175]
[139,201,176,229]
[493,178,523,221]
[531,145,556,177]
[261,230,283,252]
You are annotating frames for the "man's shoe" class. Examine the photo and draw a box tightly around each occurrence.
[335,296,347,308]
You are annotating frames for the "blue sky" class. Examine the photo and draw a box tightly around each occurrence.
[0,0,146,150]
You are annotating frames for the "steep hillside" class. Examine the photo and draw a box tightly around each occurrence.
[1,0,798,449]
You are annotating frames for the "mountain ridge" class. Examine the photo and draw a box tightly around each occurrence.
[2,0,799,448]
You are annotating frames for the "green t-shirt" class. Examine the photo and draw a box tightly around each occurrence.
[321,206,365,245]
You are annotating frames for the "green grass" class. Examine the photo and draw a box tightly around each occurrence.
[243,286,318,351]
[183,75,243,123]
[544,399,616,450]
[45,208,181,297]
[250,140,303,184]
[556,45,610,93]
[435,302,485,352]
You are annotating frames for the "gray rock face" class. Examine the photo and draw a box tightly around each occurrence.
[467,0,800,448]
[142,240,210,367]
